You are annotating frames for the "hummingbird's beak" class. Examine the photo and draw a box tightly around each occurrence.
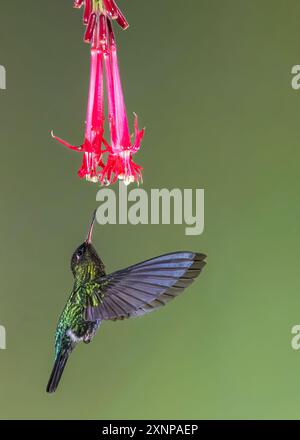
[86,210,97,244]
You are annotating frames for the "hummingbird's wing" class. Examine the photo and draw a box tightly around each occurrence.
[84,252,206,321]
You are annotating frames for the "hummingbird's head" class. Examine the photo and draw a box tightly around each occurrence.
[71,210,105,280]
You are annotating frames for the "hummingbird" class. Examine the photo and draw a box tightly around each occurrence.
[46,211,207,393]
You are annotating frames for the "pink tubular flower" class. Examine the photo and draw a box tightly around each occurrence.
[100,18,145,185]
[52,16,105,182]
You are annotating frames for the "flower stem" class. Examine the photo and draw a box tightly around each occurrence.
[93,0,103,13]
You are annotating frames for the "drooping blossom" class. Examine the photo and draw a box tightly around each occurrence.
[100,18,145,185]
[52,13,105,182]
[52,1,144,185]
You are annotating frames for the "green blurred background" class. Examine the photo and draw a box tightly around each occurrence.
[0,0,300,420]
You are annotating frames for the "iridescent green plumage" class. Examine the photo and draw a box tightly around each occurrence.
[54,283,101,357]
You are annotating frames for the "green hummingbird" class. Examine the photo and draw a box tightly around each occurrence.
[46,211,207,393]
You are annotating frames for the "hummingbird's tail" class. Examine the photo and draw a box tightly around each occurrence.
[46,350,70,394]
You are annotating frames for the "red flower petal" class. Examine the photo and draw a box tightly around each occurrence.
[51,131,83,152]
[84,13,96,43]
[83,0,92,25]
[74,0,84,9]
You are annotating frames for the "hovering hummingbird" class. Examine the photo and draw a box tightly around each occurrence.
[46,211,207,393]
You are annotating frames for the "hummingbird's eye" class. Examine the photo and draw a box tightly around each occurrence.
[76,248,84,259]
